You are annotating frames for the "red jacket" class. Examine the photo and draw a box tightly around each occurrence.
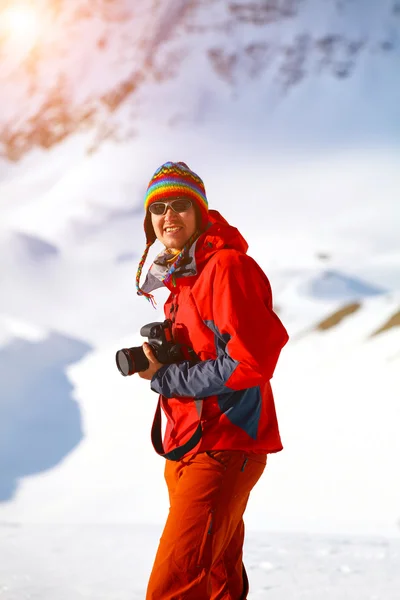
[148,210,289,457]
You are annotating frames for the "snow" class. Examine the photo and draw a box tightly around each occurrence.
[1,138,399,596]
[0,525,399,599]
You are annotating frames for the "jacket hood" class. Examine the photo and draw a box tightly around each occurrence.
[200,209,248,257]
[141,209,249,294]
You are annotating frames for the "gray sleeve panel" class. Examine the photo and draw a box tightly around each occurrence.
[150,355,239,399]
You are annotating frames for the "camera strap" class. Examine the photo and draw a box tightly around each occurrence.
[151,398,203,461]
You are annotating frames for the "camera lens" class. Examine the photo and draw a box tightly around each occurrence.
[115,346,150,375]
[116,349,133,376]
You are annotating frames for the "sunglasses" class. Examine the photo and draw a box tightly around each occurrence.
[148,198,193,216]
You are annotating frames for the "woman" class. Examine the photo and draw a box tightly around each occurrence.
[135,161,288,599]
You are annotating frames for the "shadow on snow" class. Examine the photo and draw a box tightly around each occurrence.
[0,332,92,502]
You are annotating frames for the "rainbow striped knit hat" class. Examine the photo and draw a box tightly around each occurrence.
[136,161,209,303]
[143,161,208,243]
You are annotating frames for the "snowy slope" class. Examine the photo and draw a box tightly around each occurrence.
[1,0,399,160]
[0,0,399,543]
[1,525,400,600]
[1,143,399,535]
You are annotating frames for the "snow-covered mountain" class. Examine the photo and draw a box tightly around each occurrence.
[1,0,399,160]
[0,0,399,542]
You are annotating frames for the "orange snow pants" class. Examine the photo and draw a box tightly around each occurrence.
[146,450,267,600]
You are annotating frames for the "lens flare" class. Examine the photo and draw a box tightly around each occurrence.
[2,3,41,51]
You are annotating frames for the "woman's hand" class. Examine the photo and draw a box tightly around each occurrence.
[138,342,163,380]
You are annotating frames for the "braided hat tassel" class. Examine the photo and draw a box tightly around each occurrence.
[135,241,157,307]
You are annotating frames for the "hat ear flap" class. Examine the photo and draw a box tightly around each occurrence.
[193,203,202,231]
[144,210,156,244]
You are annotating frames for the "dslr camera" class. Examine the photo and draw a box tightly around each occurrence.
[115,319,184,376]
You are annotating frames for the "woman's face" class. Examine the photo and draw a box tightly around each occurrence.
[151,200,197,251]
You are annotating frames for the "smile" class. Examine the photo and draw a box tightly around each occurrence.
[164,226,182,233]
